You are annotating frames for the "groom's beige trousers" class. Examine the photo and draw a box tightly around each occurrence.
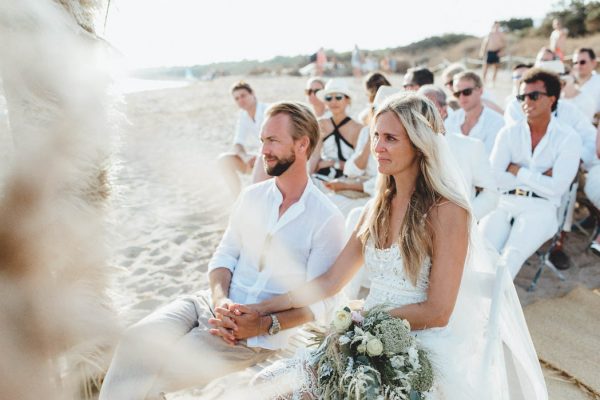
[99,293,276,400]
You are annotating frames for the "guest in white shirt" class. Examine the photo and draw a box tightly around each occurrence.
[585,125,600,255]
[480,69,581,279]
[217,81,270,197]
[304,77,328,118]
[573,48,600,116]
[445,71,505,154]
[99,102,345,400]
[419,84,499,221]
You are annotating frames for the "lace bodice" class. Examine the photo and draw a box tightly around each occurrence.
[363,243,431,311]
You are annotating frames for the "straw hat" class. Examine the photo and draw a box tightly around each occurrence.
[372,85,403,111]
[317,79,353,101]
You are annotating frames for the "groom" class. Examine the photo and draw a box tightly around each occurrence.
[99,101,345,400]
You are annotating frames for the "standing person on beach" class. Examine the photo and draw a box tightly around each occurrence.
[549,19,568,60]
[217,81,269,198]
[480,21,506,86]
[99,101,345,400]
[352,44,362,78]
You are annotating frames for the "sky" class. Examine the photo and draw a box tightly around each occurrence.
[102,0,560,69]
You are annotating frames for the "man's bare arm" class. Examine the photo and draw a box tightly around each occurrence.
[209,267,232,308]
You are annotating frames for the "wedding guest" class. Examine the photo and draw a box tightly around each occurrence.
[419,84,499,221]
[585,125,600,255]
[304,77,327,118]
[572,48,600,116]
[310,79,363,178]
[442,62,504,114]
[99,102,345,399]
[217,81,269,197]
[480,69,581,279]
[357,71,391,125]
[402,67,433,91]
[445,71,505,154]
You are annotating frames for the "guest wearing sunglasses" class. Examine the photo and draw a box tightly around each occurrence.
[444,71,505,155]
[480,68,581,279]
[441,63,504,115]
[310,79,363,178]
[304,77,327,118]
[572,48,600,116]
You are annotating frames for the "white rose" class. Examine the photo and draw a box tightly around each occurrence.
[366,338,384,356]
[402,319,411,331]
[357,343,367,353]
[333,309,352,332]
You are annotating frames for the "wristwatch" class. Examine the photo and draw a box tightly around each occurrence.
[268,314,281,335]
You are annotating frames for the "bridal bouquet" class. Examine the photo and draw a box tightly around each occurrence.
[309,305,434,400]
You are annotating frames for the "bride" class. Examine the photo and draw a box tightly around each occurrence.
[225,92,547,399]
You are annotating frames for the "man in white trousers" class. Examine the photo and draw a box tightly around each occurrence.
[480,69,581,279]
[99,102,345,399]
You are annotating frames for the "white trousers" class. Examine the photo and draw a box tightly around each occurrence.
[99,295,275,400]
[479,195,558,279]
[584,165,600,209]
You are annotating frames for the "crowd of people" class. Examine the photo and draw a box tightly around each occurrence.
[98,40,599,399]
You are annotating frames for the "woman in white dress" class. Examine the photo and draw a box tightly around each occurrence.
[226,92,547,399]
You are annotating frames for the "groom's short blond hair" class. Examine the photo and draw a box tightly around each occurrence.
[264,101,319,158]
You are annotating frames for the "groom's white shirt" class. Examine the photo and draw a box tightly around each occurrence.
[208,178,345,350]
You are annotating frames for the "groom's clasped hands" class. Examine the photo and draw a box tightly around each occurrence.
[208,302,264,345]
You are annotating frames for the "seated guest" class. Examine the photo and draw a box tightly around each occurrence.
[560,72,596,122]
[585,125,600,256]
[572,48,600,118]
[445,71,505,155]
[480,69,581,279]
[442,63,504,114]
[310,79,363,179]
[506,63,533,106]
[323,86,401,215]
[217,81,269,197]
[304,77,327,118]
[419,84,499,221]
[402,67,433,91]
[357,71,391,125]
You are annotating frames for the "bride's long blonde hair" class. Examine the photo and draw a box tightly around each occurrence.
[358,92,471,285]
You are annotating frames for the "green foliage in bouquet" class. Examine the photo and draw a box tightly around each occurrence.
[309,305,434,400]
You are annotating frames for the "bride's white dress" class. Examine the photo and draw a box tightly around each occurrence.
[253,239,548,399]
[363,243,473,399]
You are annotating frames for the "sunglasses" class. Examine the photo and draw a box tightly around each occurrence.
[516,91,549,102]
[324,94,347,102]
[453,87,475,98]
[305,88,322,96]
[403,83,418,89]
[573,60,587,65]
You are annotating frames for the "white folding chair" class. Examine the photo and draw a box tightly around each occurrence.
[527,180,578,292]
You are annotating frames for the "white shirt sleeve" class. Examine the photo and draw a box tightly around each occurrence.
[343,127,370,178]
[503,99,523,126]
[490,126,518,190]
[516,131,582,199]
[470,139,499,220]
[305,212,346,325]
[561,102,597,168]
[207,198,243,274]
[232,111,248,147]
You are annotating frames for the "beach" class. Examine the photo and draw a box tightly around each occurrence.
[16,73,597,398]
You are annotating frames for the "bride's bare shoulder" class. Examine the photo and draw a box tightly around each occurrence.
[427,198,468,230]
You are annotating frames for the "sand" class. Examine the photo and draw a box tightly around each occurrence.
[55,73,600,398]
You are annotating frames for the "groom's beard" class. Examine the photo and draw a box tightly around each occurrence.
[264,152,296,177]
